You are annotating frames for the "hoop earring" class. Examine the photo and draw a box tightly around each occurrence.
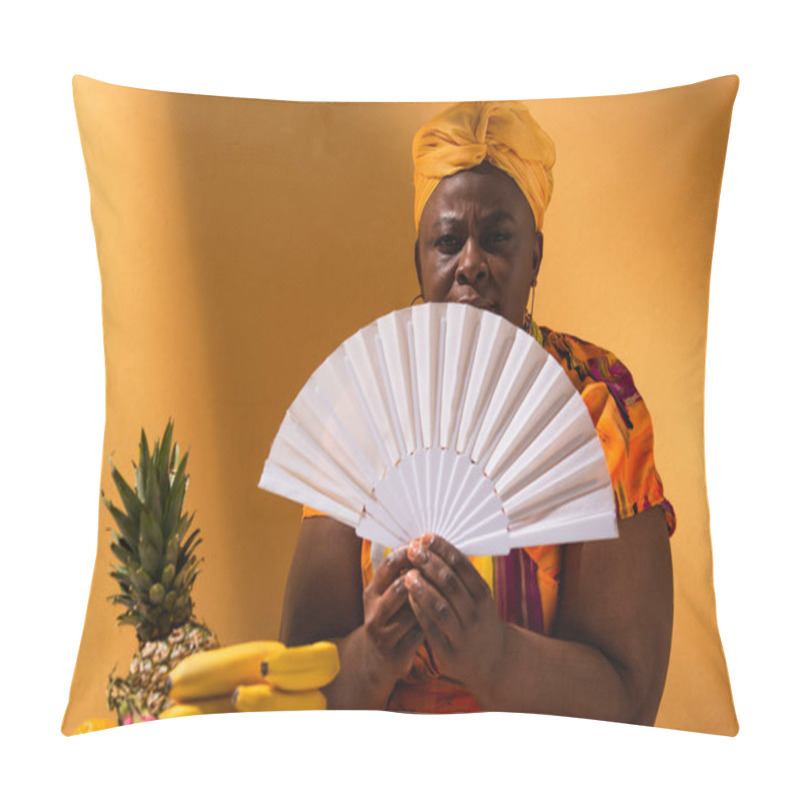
[411,293,424,306]
[523,286,534,334]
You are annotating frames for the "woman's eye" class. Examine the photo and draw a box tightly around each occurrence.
[488,231,511,244]
[436,235,460,251]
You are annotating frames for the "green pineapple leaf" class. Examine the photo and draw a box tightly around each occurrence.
[164,532,180,567]
[173,557,200,593]
[161,563,176,590]
[143,457,163,526]
[130,565,153,594]
[138,538,160,579]
[178,530,202,571]
[148,583,166,605]
[173,510,193,541]
[168,442,180,486]
[179,527,201,556]
[107,506,138,551]
[162,450,188,527]
[108,570,132,591]
[110,465,142,523]
[116,613,144,629]
[140,506,163,557]
[110,541,134,566]
[137,428,150,502]
[155,419,174,498]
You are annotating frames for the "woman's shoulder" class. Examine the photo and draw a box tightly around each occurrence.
[538,326,643,430]
[539,325,676,535]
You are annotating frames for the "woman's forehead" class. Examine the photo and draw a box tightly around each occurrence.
[421,165,534,228]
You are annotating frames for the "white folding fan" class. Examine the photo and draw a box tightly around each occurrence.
[258,303,618,556]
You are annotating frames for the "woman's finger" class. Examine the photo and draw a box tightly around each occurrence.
[395,620,425,657]
[373,579,414,630]
[423,535,491,603]
[366,546,411,598]
[405,569,456,655]
[382,605,421,648]
[407,545,471,627]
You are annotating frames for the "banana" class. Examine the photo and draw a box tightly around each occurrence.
[167,640,286,701]
[159,696,235,719]
[233,683,326,712]
[260,641,340,691]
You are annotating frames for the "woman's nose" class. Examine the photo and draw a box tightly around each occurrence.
[455,236,487,285]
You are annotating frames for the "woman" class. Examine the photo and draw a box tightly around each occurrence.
[280,101,675,724]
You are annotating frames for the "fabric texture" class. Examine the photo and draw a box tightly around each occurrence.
[302,318,675,713]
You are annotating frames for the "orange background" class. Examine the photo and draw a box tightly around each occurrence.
[63,75,738,735]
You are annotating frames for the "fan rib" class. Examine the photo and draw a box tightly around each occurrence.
[497,426,595,503]
[337,353,423,539]
[309,383,382,490]
[509,510,618,547]
[402,319,426,533]
[464,332,515,461]
[437,314,482,537]
[444,466,496,541]
[342,352,392,467]
[485,362,571,485]
[373,330,409,459]
[280,417,410,543]
[430,447,455,539]
[283,414,372,499]
[372,330,424,536]
[451,310,481,454]
[448,484,507,548]
[505,449,610,522]
[495,393,597,500]
[475,338,546,470]
[406,320,423,453]
[456,526,511,556]
[259,462,361,528]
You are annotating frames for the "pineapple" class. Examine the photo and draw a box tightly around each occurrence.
[103,419,218,722]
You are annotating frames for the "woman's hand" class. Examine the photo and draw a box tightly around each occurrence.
[281,516,422,709]
[404,533,507,696]
[360,546,426,688]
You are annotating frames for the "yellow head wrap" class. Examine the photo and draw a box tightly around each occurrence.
[412,101,556,233]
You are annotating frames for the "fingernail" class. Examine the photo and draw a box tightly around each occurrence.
[408,540,419,559]
[421,532,434,546]
[404,570,418,590]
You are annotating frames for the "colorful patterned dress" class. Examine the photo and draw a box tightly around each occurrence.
[302,319,675,713]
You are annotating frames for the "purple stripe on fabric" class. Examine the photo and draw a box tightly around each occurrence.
[495,552,522,627]
[522,553,545,634]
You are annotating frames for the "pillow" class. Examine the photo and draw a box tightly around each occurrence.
[64,74,738,735]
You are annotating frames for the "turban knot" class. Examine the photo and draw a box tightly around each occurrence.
[412,101,555,232]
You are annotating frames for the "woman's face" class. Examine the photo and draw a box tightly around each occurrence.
[415,162,542,328]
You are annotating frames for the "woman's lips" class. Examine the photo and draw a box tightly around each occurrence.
[456,296,497,311]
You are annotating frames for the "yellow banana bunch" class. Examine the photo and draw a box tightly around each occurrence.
[260,641,340,692]
[163,640,339,718]
[167,640,286,701]
[159,696,234,719]
[234,684,326,712]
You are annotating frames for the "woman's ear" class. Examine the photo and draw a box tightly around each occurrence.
[532,231,543,287]
[414,240,423,293]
